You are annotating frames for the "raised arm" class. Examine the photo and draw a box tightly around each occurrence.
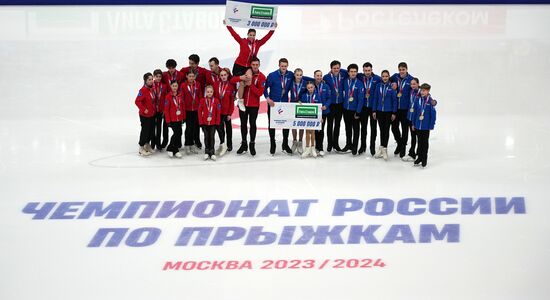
[225,24,242,43]
[258,29,275,46]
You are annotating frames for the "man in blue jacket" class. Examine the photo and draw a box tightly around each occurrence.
[342,64,365,155]
[390,62,414,158]
[357,62,382,156]
[323,60,349,153]
[412,83,437,168]
[265,58,294,155]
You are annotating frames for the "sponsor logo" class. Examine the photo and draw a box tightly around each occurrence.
[277,108,284,114]
[295,105,318,119]
[233,7,239,14]
[250,6,274,20]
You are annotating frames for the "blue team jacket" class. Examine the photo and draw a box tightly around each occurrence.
[289,80,308,102]
[407,88,420,121]
[315,82,332,115]
[300,91,321,104]
[357,73,382,109]
[264,70,294,102]
[323,69,349,105]
[412,95,437,130]
[390,73,414,110]
[373,82,397,113]
[342,78,365,113]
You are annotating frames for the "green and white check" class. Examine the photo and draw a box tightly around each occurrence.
[225,0,278,30]
[269,103,322,130]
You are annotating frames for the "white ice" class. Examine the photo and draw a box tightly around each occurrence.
[1,4,549,300]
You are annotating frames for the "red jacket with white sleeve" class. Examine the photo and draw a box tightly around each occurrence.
[135,85,156,118]
[226,26,274,67]
[214,80,236,116]
[181,81,202,112]
[164,92,185,123]
[198,97,221,126]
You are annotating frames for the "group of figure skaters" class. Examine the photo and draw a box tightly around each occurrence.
[135,22,437,167]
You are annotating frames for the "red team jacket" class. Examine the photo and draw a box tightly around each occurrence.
[198,97,222,126]
[180,66,208,92]
[164,92,186,123]
[162,70,185,86]
[213,80,236,116]
[205,69,223,86]
[135,85,156,118]
[230,72,266,108]
[152,81,169,113]
[226,26,274,67]
[181,81,202,112]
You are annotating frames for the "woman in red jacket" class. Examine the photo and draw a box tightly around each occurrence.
[213,68,236,155]
[135,72,156,156]
[164,80,185,158]
[198,85,222,161]
[224,19,276,76]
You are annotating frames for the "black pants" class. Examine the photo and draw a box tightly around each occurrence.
[184,111,201,147]
[153,112,169,149]
[239,107,259,143]
[315,115,328,151]
[217,114,232,147]
[343,109,360,151]
[329,103,343,149]
[416,130,430,165]
[202,125,216,155]
[360,107,377,150]
[408,123,417,157]
[377,111,392,147]
[167,121,183,154]
[232,64,248,77]
[267,105,290,147]
[138,115,155,146]
[391,109,408,155]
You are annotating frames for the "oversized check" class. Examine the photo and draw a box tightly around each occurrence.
[225,1,278,30]
[269,102,322,130]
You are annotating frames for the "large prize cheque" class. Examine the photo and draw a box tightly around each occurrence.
[269,102,322,130]
[225,1,278,30]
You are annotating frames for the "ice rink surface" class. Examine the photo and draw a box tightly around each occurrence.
[1,4,549,300]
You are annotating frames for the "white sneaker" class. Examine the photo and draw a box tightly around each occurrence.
[191,145,199,154]
[291,141,298,153]
[374,146,383,159]
[139,146,151,156]
[219,143,227,156]
[175,152,183,158]
[312,148,318,158]
[318,150,325,157]
[382,147,388,160]
[237,99,246,112]
[211,155,217,161]
[297,141,303,154]
[203,154,209,160]
[402,155,415,162]
[167,151,174,158]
